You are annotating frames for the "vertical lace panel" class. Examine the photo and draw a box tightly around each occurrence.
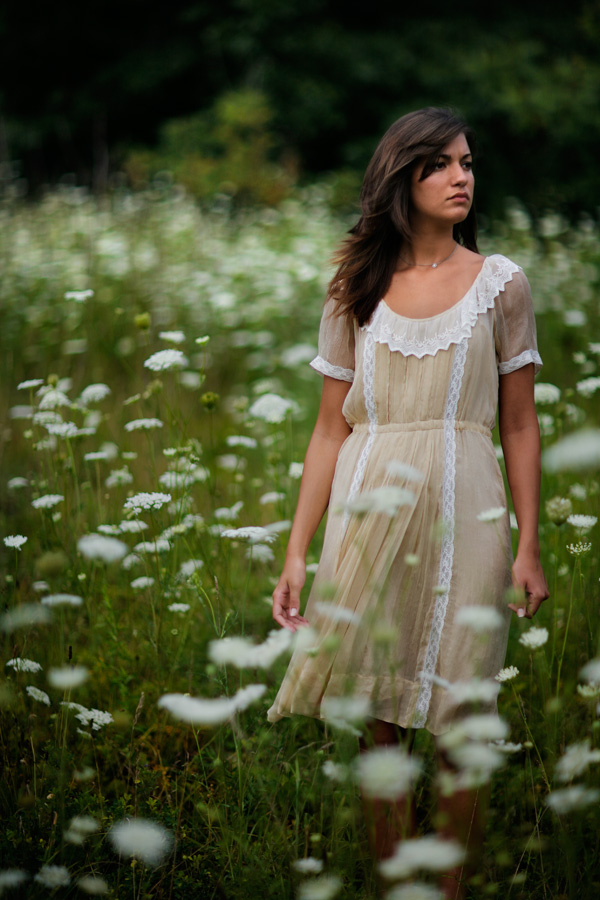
[340,332,377,539]
[412,337,469,728]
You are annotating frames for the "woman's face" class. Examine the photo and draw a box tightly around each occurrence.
[410,132,474,228]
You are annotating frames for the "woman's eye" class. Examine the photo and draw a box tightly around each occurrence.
[463,161,473,170]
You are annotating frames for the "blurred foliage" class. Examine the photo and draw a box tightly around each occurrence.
[123,89,295,205]
[1,1,600,216]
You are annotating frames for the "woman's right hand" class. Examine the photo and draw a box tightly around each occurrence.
[272,556,310,632]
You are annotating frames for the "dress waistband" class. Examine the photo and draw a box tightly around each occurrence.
[351,419,492,438]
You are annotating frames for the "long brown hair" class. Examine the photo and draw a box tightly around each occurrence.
[329,107,478,326]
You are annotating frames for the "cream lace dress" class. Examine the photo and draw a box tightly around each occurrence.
[267,254,542,735]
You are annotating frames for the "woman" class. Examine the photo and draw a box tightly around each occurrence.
[267,108,549,897]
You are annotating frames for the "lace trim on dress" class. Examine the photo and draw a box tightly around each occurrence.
[340,333,377,539]
[413,337,469,728]
[310,355,355,383]
[364,254,521,358]
[498,349,543,375]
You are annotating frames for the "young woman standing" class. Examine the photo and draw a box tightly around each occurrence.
[268,107,549,898]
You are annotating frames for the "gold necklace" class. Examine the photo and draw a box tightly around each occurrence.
[398,242,458,269]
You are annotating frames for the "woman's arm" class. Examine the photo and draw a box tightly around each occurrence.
[498,363,549,618]
[272,376,352,631]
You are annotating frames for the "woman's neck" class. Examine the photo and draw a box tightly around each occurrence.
[400,231,457,268]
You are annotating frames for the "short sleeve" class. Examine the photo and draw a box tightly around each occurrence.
[309,296,356,382]
[494,267,542,375]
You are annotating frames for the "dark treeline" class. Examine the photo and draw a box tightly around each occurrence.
[1,0,599,216]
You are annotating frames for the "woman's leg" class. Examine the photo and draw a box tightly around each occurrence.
[434,744,490,900]
[359,719,417,860]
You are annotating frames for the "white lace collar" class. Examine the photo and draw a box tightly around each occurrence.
[363,254,520,358]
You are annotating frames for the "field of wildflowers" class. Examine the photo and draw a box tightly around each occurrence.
[1,183,600,899]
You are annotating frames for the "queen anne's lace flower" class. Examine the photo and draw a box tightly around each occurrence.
[79,383,111,405]
[48,666,89,689]
[158,684,266,725]
[248,392,298,423]
[41,593,83,607]
[32,494,64,509]
[297,874,342,900]
[159,330,185,343]
[576,376,600,398]
[78,534,128,563]
[209,629,294,670]
[109,818,173,866]
[476,506,506,522]
[545,495,572,525]
[293,858,324,875]
[3,535,27,550]
[337,486,415,517]
[379,835,465,880]
[77,875,109,894]
[545,786,600,814]
[567,541,592,556]
[455,605,504,632]
[17,378,44,391]
[131,576,155,590]
[5,657,42,673]
[543,428,600,473]
[519,626,549,649]
[124,492,171,513]
[144,349,188,371]
[534,383,561,404]
[495,665,519,682]
[567,514,597,532]
[26,685,51,705]
[124,418,163,432]
[356,746,422,800]
[34,866,71,888]
[555,739,600,782]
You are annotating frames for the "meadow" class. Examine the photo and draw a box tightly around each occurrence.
[1,181,600,899]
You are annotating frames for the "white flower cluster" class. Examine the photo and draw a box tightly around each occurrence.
[158,684,266,726]
[79,383,111,405]
[534,382,561,405]
[379,834,465,881]
[31,494,64,509]
[125,417,164,432]
[48,666,89,690]
[0,603,51,632]
[476,506,506,522]
[297,874,342,900]
[337,486,415,517]
[248,392,298,424]
[105,467,134,488]
[356,746,422,800]
[567,514,597,532]
[518,626,549,649]
[61,701,113,730]
[26,685,51,705]
[209,629,293,669]
[455,605,504,632]
[566,541,592,556]
[3,534,27,550]
[144,349,188,371]
[555,739,600,782]
[109,818,173,866]
[495,665,519,683]
[124,492,171,513]
[576,376,600,398]
[78,534,128,563]
[5,657,43,673]
[41,593,83,607]
[543,428,600,473]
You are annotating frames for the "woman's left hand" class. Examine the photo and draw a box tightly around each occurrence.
[508,553,549,619]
